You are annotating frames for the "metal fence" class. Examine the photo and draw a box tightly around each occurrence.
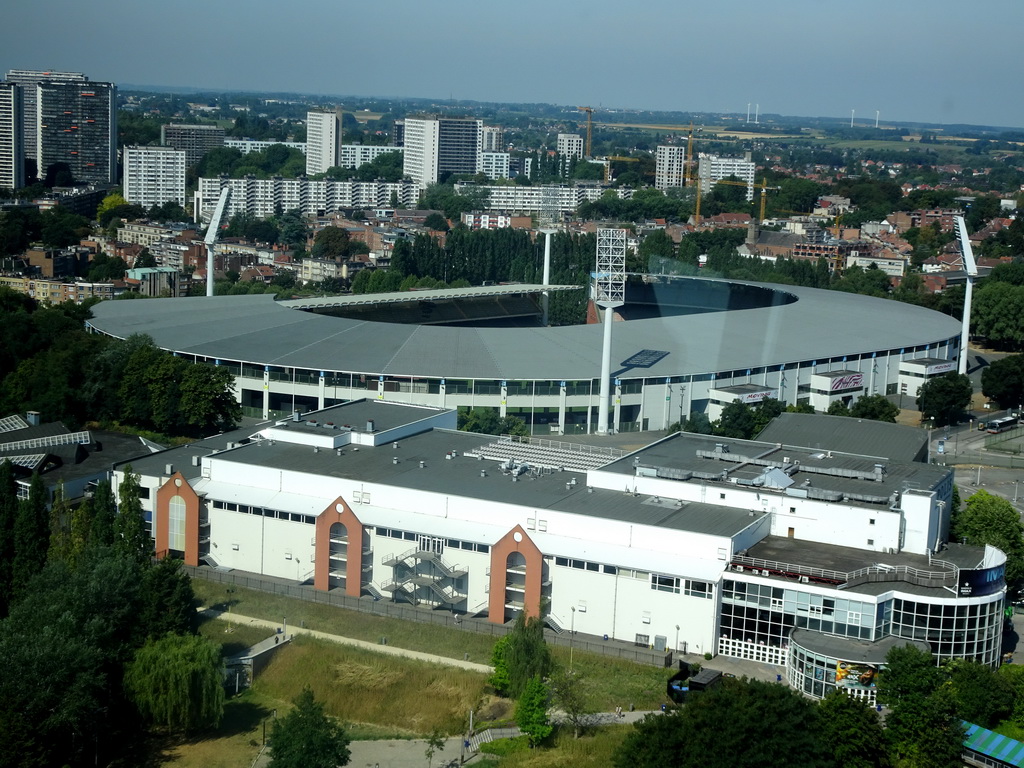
[186,565,672,667]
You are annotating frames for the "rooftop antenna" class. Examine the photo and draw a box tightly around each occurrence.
[594,229,626,435]
[954,216,978,375]
[205,187,231,297]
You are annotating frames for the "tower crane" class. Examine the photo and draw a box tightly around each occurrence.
[694,178,777,225]
[577,106,594,157]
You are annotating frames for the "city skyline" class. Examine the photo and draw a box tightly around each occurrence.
[2,0,1022,130]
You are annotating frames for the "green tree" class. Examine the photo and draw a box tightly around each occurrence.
[917,372,972,427]
[982,354,1024,408]
[953,489,1024,589]
[125,633,225,732]
[0,461,17,615]
[311,227,352,260]
[547,668,594,738]
[715,400,756,439]
[752,397,785,436]
[269,687,351,768]
[614,678,831,768]
[488,634,513,695]
[115,467,151,563]
[945,659,1014,727]
[827,400,852,417]
[493,612,553,698]
[45,486,73,566]
[682,411,713,434]
[141,557,199,638]
[877,644,963,768]
[423,212,449,232]
[423,728,445,768]
[849,394,901,423]
[179,363,242,434]
[817,691,889,768]
[515,675,552,746]
[12,473,48,598]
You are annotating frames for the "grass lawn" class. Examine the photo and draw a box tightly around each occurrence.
[198,617,276,657]
[158,688,274,768]
[482,726,630,767]
[192,579,497,662]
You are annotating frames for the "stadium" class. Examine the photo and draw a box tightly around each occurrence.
[87,276,963,433]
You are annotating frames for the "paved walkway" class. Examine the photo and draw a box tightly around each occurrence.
[200,607,493,673]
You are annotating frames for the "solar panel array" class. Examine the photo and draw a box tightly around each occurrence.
[0,430,91,453]
[0,416,30,433]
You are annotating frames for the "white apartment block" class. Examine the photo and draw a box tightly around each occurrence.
[0,82,23,189]
[477,151,510,180]
[481,125,503,152]
[306,110,343,175]
[299,258,344,284]
[655,145,687,190]
[698,153,756,201]
[339,144,402,169]
[557,133,584,159]
[195,176,419,222]
[123,146,187,208]
[403,116,482,191]
[453,182,631,213]
[225,138,306,155]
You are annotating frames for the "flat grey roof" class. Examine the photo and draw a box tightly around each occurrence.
[88,277,962,382]
[790,629,930,663]
[602,431,949,508]
[269,400,445,436]
[207,429,759,538]
[279,284,579,309]
[755,413,928,464]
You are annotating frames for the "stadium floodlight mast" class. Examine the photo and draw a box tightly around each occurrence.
[205,187,231,297]
[595,229,626,435]
[953,215,978,375]
[540,228,556,327]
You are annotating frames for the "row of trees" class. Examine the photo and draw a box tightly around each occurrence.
[0,290,240,436]
[615,642,1017,768]
[0,467,224,767]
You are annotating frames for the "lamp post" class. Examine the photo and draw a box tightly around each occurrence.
[570,607,576,672]
[675,624,680,656]
[1015,481,1019,505]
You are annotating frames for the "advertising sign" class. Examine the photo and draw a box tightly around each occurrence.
[738,389,776,405]
[829,373,864,392]
[926,361,957,375]
[957,563,1006,597]
[835,660,877,690]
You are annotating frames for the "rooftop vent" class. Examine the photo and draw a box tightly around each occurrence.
[26,411,40,427]
[165,463,174,475]
[392,456,398,465]
[419,460,426,469]
[366,419,375,432]
[191,455,200,467]
[480,469,486,478]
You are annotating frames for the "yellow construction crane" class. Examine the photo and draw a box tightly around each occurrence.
[577,106,594,157]
[603,155,639,183]
[685,122,696,187]
[695,178,778,225]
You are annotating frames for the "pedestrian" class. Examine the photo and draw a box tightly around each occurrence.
[615,705,622,718]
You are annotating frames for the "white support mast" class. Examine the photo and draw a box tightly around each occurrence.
[594,229,626,435]
[205,188,231,297]
[540,229,555,327]
[954,216,978,375]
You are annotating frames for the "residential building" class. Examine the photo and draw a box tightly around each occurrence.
[403,116,482,191]
[4,69,86,162]
[195,176,418,221]
[224,138,306,155]
[0,275,117,304]
[161,123,226,166]
[339,144,401,169]
[306,109,343,176]
[481,125,503,152]
[477,151,510,180]
[0,82,23,189]
[655,145,687,190]
[557,133,584,160]
[125,266,180,297]
[123,146,186,208]
[698,152,755,201]
[36,80,117,184]
[452,181,631,213]
[460,212,532,230]
[117,221,179,248]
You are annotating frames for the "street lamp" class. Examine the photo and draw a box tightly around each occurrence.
[675,625,680,656]
[570,607,576,672]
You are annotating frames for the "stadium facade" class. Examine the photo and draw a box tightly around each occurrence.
[88,277,964,434]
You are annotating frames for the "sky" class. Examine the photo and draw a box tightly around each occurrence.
[3,0,1022,130]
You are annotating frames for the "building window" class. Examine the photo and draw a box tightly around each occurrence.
[651,574,681,593]
[168,495,186,552]
[869,519,876,525]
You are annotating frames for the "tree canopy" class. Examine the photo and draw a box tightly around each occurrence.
[953,488,1024,589]
[269,687,351,768]
[916,372,972,426]
[982,354,1024,409]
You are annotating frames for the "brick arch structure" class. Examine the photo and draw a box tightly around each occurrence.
[314,497,364,596]
[488,525,543,624]
[154,472,201,566]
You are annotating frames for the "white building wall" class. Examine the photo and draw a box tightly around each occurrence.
[698,153,756,201]
[655,145,687,190]
[339,144,402,169]
[123,146,187,208]
[306,110,343,176]
[224,139,306,155]
[557,133,584,160]
[402,118,440,191]
[478,151,510,180]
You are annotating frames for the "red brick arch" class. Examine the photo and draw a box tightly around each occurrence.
[154,472,201,566]
[488,525,543,624]
[314,497,364,596]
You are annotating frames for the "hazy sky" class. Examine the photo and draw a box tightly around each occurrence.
[3,0,1022,129]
